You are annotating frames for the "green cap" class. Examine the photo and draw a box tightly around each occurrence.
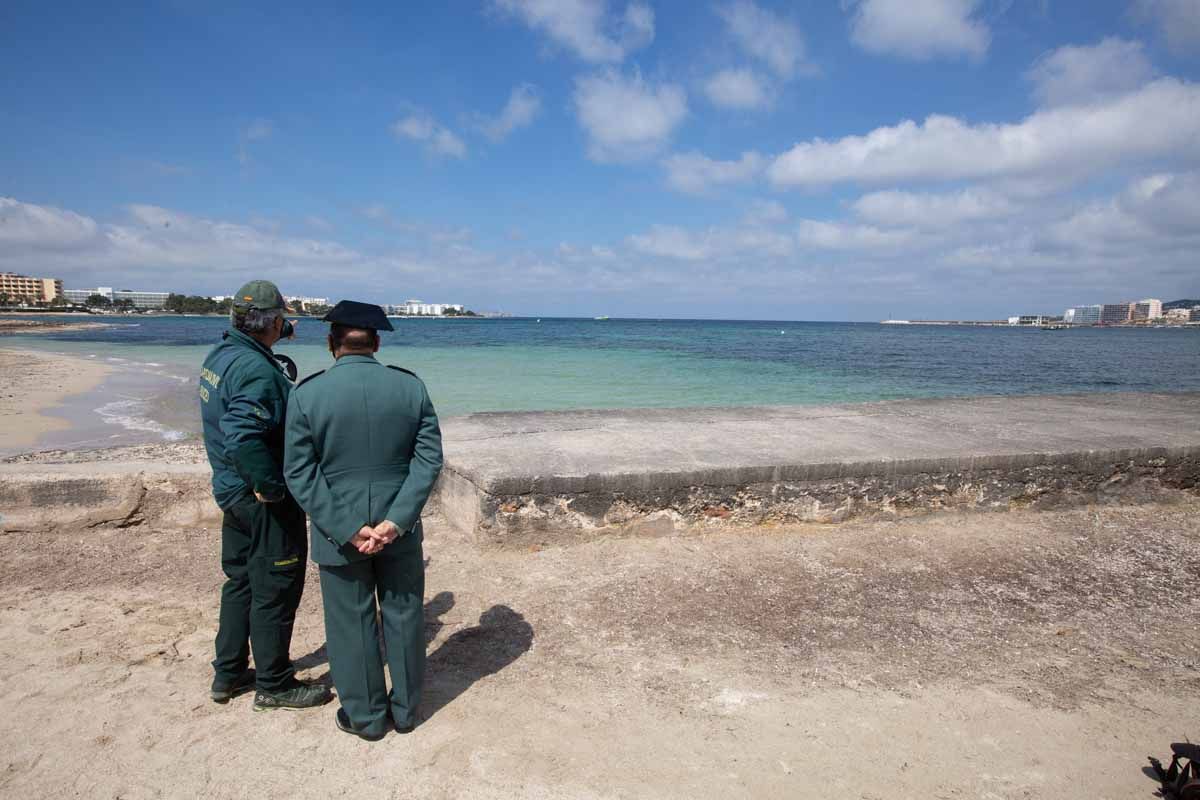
[231,280,285,311]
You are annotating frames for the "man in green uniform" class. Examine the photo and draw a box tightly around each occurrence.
[199,280,330,711]
[284,300,443,741]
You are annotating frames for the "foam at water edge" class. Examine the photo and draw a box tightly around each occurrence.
[95,398,188,441]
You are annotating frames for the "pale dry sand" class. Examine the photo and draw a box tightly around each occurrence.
[0,347,111,450]
[0,498,1196,799]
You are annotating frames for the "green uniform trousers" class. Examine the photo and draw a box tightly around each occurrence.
[318,538,425,735]
[214,494,307,691]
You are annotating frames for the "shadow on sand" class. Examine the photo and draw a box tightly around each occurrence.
[291,585,534,721]
[421,599,534,722]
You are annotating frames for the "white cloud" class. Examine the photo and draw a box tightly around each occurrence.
[727,226,795,258]
[5,177,1197,318]
[0,199,544,302]
[391,113,467,159]
[0,199,370,288]
[767,78,1200,188]
[853,188,1015,228]
[744,199,788,226]
[847,0,990,61]
[717,1,810,78]
[481,84,542,141]
[492,0,654,63]
[303,215,334,232]
[627,224,713,260]
[1027,38,1155,108]
[1046,171,1200,251]
[620,2,655,51]
[573,71,687,162]
[359,205,473,244]
[703,68,771,110]
[795,219,919,250]
[661,150,764,194]
[626,221,795,261]
[1134,0,1200,55]
[616,164,1198,305]
[0,197,100,250]
[361,204,390,222]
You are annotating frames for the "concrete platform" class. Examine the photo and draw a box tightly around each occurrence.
[435,393,1200,545]
[4,393,1198,545]
[0,462,218,532]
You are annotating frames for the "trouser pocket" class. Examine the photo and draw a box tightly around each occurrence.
[231,494,307,564]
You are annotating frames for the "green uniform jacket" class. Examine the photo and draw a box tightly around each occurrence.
[199,329,293,509]
[283,354,444,566]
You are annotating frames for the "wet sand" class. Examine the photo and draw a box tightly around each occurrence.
[0,317,113,335]
[0,348,111,452]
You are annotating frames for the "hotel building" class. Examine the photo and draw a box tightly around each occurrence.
[1131,299,1164,320]
[385,299,465,316]
[63,286,170,309]
[285,295,330,309]
[0,272,63,304]
[1099,303,1133,324]
[1063,305,1101,324]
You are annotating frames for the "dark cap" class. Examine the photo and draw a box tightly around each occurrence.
[232,280,286,311]
[322,300,394,331]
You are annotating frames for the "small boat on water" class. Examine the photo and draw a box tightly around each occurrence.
[594,315,610,320]
[1040,324,1070,330]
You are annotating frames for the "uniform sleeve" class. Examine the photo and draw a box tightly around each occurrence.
[283,391,362,546]
[385,382,444,533]
[220,365,287,501]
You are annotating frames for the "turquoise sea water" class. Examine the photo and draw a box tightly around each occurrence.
[5,315,1200,450]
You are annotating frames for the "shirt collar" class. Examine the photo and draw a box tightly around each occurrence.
[331,354,379,368]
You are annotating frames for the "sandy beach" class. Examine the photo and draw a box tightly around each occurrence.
[0,347,111,451]
[0,352,1196,798]
[0,498,1195,798]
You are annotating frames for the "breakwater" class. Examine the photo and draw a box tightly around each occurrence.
[435,393,1200,545]
[6,393,1197,546]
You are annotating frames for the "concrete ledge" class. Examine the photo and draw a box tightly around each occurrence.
[434,393,1200,546]
[4,393,1198,545]
[0,463,219,532]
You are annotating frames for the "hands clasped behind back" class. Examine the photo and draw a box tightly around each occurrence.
[349,519,402,555]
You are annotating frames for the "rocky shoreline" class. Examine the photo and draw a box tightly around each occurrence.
[0,317,114,335]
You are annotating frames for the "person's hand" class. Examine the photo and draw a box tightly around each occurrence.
[373,520,401,545]
[350,526,384,555]
[254,491,281,503]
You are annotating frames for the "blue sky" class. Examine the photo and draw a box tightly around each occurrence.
[1,0,1198,320]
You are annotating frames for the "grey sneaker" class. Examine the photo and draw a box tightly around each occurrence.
[253,679,332,711]
[211,668,256,704]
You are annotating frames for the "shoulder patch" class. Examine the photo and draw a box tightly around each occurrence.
[386,365,421,379]
[296,369,326,388]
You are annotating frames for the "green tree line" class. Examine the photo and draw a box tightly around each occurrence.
[163,294,234,314]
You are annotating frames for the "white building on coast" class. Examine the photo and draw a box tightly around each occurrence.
[285,295,329,310]
[63,286,169,309]
[1063,299,1163,325]
[385,299,465,316]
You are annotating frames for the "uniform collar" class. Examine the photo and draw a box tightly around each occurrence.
[331,354,379,368]
[223,328,284,373]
